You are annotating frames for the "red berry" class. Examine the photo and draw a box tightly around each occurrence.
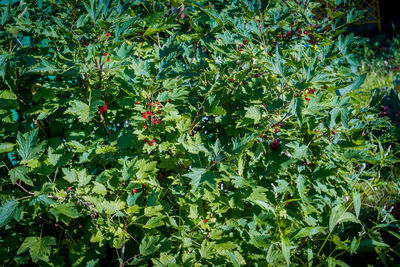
[103,105,107,112]
[258,134,262,137]
[85,42,90,47]
[133,189,137,193]
[285,201,290,206]
[150,139,155,146]
[242,81,246,86]
[136,101,139,104]
[168,99,171,103]
[158,120,162,124]
[229,70,232,73]
[229,78,233,83]
[143,124,146,129]
[149,103,152,106]
[270,139,280,150]
[314,129,318,132]
[275,129,278,133]
[67,187,71,191]
[263,103,266,107]
[240,48,243,51]
[106,58,110,62]
[144,139,147,143]
[142,112,147,119]
[331,130,335,135]
[103,52,107,56]
[302,162,306,166]
[305,98,310,101]
[304,94,307,97]
[106,31,110,36]
[204,219,208,223]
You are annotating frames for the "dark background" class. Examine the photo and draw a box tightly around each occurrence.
[351,0,400,37]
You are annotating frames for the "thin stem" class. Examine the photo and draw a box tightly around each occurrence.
[15,181,34,195]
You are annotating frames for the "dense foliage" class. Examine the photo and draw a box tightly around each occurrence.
[1,0,400,265]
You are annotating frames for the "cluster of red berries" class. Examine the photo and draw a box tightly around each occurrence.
[142,101,163,129]
[102,52,110,62]
[301,161,315,168]
[144,139,155,146]
[272,22,319,49]
[98,102,108,114]
[304,87,316,101]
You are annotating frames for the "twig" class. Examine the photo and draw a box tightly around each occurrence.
[190,40,200,67]
[15,181,34,195]
[119,220,128,267]
[152,0,161,48]
[70,0,78,33]
[188,77,219,135]
[100,113,112,138]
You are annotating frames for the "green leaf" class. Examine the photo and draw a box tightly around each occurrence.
[231,134,255,154]
[360,239,390,248]
[286,143,309,160]
[0,89,17,108]
[66,100,99,123]
[77,169,92,186]
[247,187,274,211]
[9,166,32,186]
[139,235,160,256]
[329,205,345,232]
[281,236,291,265]
[353,192,361,218]
[16,129,46,162]
[143,216,165,229]
[117,43,133,59]
[47,147,68,167]
[329,205,361,232]
[127,192,142,207]
[244,106,261,124]
[17,236,56,263]
[293,227,326,239]
[288,98,303,126]
[226,250,240,267]
[144,205,163,217]
[335,74,366,96]
[62,168,77,183]
[0,199,18,227]
[92,181,107,195]
[350,237,360,254]
[337,212,361,226]
[184,168,216,192]
[199,239,215,259]
[51,204,81,218]
[297,175,306,199]
[122,158,136,181]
